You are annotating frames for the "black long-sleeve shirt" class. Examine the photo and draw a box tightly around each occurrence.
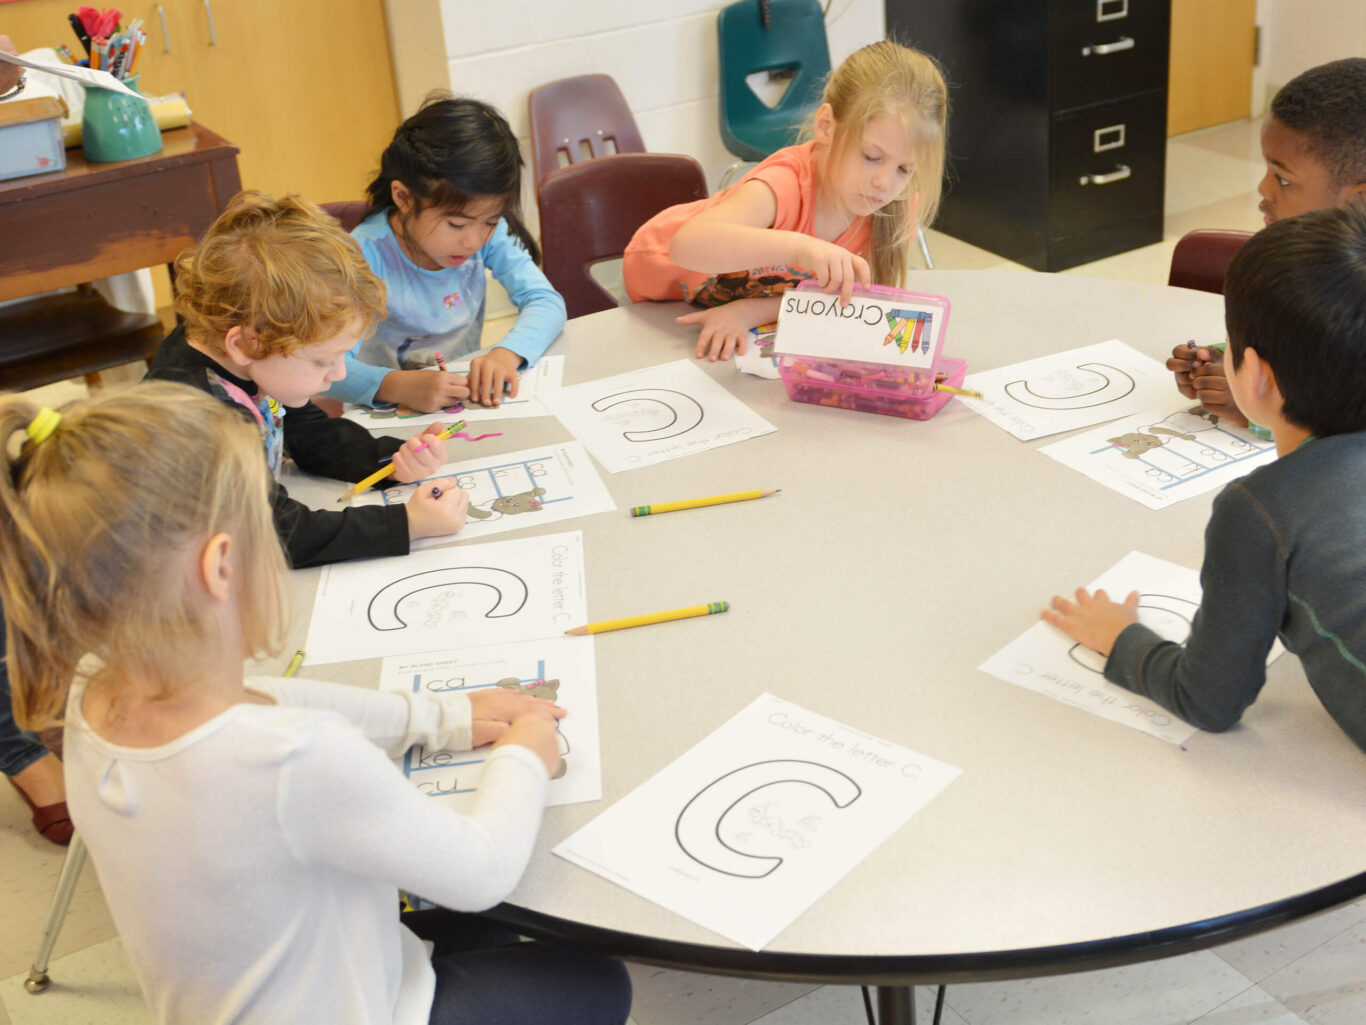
[144,328,409,568]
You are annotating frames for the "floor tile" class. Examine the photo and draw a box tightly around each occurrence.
[1191,985,1310,1025]
[0,937,149,1025]
[625,964,820,1025]
[1165,139,1263,216]
[748,983,966,1025]
[1213,899,1366,984]
[1257,917,1366,1025]
[941,951,1254,1025]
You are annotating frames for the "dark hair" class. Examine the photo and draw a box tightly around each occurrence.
[1270,58,1366,188]
[1225,199,1366,437]
[365,93,540,263]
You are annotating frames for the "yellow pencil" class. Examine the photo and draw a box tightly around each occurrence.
[565,601,729,636]
[934,383,984,399]
[284,649,304,677]
[630,489,779,517]
[336,421,464,502]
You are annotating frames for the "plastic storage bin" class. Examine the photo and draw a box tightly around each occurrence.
[778,355,968,420]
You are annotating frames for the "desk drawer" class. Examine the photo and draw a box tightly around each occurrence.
[1050,91,1165,237]
[1051,0,1170,112]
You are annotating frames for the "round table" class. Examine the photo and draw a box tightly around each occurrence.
[285,271,1366,1022]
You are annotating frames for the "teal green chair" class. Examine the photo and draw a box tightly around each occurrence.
[717,0,831,164]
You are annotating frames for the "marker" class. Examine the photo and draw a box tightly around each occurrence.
[631,489,779,517]
[933,383,984,399]
[336,421,464,502]
[284,649,304,677]
[565,601,729,636]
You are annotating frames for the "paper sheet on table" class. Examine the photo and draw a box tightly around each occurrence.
[735,326,781,379]
[979,551,1285,745]
[303,531,586,664]
[958,340,1174,441]
[540,360,776,473]
[343,355,564,429]
[380,638,601,807]
[0,50,140,98]
[1040,404,1277,509]
[555,693,960,951]
[354,442,615,549]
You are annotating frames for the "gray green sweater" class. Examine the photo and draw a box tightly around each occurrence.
[1106,432,1366,751]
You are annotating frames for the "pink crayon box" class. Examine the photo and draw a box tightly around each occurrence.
[772,281,965,420]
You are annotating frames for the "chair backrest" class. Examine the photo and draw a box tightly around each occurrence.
[321,200,369,233]
[717,0,831,162]
[528,74,646,186]
[538,153,708,319]
[1167,229,1255,295]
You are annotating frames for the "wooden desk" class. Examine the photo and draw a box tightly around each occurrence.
[280,272,1366,1023]
[0,121,241,303]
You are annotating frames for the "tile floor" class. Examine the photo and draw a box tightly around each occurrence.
[5,116,1362,1025]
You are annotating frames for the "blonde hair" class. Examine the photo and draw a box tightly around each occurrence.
[801,41,948,288]
[0,383,288,731]
[173,190,387,359]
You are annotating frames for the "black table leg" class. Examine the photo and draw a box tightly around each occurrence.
[876,984,916,1024]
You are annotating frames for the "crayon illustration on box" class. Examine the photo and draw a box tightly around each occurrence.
[771,281,967,419]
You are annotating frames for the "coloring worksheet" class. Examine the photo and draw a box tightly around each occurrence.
[354,442,616,549]
[979,551,1284,745]
[379,638,601,807]
[343,355,565,429]
[303,531,586,664]
[554,693,960,951]
[539,360,777,473]
[1040,405,1277,509]
[959,340,1174,441]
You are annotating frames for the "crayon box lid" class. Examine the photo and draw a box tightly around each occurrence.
[771,280,951,386]
[0,96,68,182]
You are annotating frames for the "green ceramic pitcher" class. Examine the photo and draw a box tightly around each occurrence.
[81,75,162,163]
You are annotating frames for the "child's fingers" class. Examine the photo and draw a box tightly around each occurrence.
[676,310,707,325]
[853,254,872,288]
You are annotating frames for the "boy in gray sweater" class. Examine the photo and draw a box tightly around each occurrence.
[1045,201,1366,751]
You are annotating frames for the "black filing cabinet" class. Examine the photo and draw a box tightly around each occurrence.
[889,0,1171,271]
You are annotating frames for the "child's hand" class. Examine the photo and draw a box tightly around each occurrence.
[404,477,469,540]
[1166,341,1200,399]
[1041,587,1140,658]
[677,305,753,361]
[389,422,450,482]
[467,347,523,407]
[376,369,470,413]
[469,688,566,747]
[797,237,871,306]
[1190,361,1249,427]
[492,708,564,777]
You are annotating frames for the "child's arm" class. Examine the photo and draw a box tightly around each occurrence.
[467,220,567,407]
[1042,484,1283,731]
[327,352,471,413]
[676,296,783,361]
[669,180,871,305]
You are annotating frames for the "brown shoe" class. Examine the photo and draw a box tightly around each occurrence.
[6,775,73,846]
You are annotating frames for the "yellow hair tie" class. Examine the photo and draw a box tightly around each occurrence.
[25,407,61,446]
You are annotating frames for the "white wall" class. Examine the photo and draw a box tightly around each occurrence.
[1253,0,1366,114]
[387,0,886,231]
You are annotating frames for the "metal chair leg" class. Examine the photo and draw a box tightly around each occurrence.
[718,160,752,191]
[24,831,87,993]
[917,225,934,269]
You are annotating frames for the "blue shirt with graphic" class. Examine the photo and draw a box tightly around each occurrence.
[326,209,566,407]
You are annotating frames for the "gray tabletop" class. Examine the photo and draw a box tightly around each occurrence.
[280,271,1366,982]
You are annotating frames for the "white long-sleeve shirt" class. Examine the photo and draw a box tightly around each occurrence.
[64,673,548,1025]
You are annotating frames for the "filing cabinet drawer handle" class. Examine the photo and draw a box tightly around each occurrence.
[1079,165,1132,186]
[1081,36,1135,56]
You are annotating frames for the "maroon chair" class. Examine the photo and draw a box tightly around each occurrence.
[1167,229,1255,295]
[538,153,708,319]
[321,200,369,232]
[528,74,646,186]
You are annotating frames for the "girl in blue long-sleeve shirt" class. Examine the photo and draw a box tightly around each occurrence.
[327,96,566,412]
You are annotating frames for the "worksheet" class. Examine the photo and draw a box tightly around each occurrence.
[555,693,960,950]
[354,442,616,549]
[959,340,1174,441]
[344,355,565,428]
[979,551,1285,744]
[379,638,601,807]
[1040,404,1277,509]
[539,360,777,472]
[303,531,586,664]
